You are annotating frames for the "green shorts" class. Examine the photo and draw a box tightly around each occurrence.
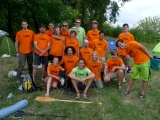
[131,60,151,81]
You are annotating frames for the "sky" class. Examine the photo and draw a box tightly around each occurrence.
[114,0,160,27]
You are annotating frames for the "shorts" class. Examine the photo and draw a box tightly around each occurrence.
[49,54,62,63]
[131,61,151,81]
[106,72,118,79]
[99,57,106,67]
[77,82,86,90]
[95,80,103,89]
[34,53,48,65]
[119,55,129,66]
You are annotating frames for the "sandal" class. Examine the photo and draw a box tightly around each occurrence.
[83,93,88,100]
[76,92,80,99]
[139,94,145,100]
[122,90,130,96]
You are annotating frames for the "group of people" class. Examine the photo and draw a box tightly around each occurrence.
[15,19,152,100]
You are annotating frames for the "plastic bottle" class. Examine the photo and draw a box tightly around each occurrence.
[7,93,13,99]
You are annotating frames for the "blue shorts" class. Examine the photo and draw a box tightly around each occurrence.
[34,53,48,65]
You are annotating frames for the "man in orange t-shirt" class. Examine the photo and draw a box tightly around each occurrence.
[15,20,35,83]
[87,20,100,48]
[80,39,93,67]
[88,51,103,88]
[60,46,79,93]
[50,27,65,62]
[45,57,63,97]
[117,23,135,82]
[93,31,108,74]
[116,40,152,99]
[33,24,51,81]
[104,50,125,89]
[61,21,70,40]
[45,22,54,37]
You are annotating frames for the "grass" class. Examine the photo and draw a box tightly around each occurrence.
[0,42,160,120]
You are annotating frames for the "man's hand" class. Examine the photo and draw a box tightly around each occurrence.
[111,67,116,72]
[126,55,130,59]
[39,50,46,56]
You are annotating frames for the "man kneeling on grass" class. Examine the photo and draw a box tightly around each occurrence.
[116,40,152,100]
[104,50,125,89]
[68,58,95,99]
[45,57,63,97]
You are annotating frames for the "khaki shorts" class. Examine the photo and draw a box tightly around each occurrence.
[131,61,151,81]
[119,55,129,66]
[106,72,118,79]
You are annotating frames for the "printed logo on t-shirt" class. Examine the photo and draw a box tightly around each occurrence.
[122,37,128,40]
[67,60,74,63]
[23,34,30,37]
[78,72,85,76]
[83,51,90,54]
[39,38,46,41]
[91,34,98,36]
[51,70,59,74]
[97,43,103,46]
[110,63,118,66]
[69,42,75,44]
[91,65,98,68]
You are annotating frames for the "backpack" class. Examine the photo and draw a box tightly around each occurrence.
[150,56,160,70]
[22,74,42,92]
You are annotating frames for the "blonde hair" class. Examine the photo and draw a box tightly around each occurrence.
[91,51,99,63]
[54,27,61,35]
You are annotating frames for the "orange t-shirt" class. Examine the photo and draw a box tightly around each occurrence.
[126,41,150,64]
[106,57,124,72]
[93,39,108,58]
[47,64,63,81]
[80,47,93,67]
[65,38,80,56]
[45,30,54,37]
[61,28,70,40]
[117,33,134,56]
[50,35,65,56]
[60,55,78,73]
[15,29,35,54]
[87,29,100,48]
[34,33,51,56]
[88,60,102,80]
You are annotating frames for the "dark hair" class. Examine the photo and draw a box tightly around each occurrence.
[110,50,118,56]
[78,58,86,64]
[123,23,129,27]
[99,31,106,35]
[21,20,28,24]
[39,24,46,28]
[115,40,124,47]
[65,46,76,55]
[48,22,54,25]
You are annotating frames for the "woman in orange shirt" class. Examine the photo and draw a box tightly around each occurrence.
[88,51,103,88]
[50,27,65,62]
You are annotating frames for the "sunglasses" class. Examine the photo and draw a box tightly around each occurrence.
[63,25,68,27]
[75,22,80,24]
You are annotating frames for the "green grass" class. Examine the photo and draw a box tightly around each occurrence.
[0,42,160,120]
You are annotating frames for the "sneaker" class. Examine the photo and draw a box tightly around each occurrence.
[122,90,130,96]
[139,94,145,100]
[123,78,126,83]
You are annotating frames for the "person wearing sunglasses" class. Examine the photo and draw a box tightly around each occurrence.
[72,19,86,47]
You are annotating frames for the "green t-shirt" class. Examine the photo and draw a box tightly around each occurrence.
[72,26,86,47]
[72,66,91,78]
